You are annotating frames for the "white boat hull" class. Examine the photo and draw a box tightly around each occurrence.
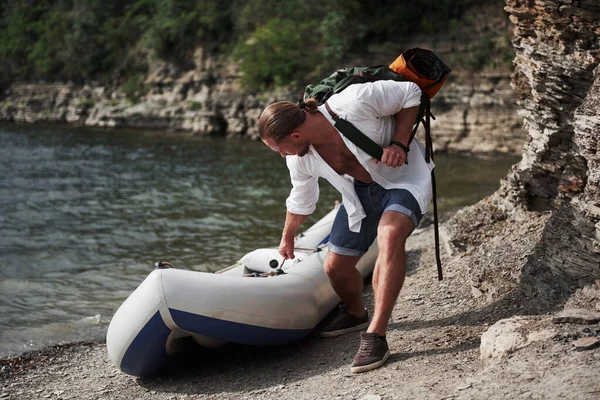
[106,206,378,377]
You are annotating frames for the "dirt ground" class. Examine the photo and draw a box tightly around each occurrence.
[1,206,600,400]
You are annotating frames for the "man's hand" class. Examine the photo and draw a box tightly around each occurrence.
[374,143,407,167]
[279,210,309,261]
[374,104,419,167]
[279,236,295,261]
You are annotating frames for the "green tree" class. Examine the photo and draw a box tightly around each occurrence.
[142,0,233,64]
[231,0,369,89]
[317,0,365,65]
[0,0,52,79]
[233,17,319,90]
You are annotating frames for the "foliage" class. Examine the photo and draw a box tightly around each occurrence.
[318,6,366,64]
[232,18,318,90]
[78,99,95,108]
[0,0,510,89]
[231,0,368,88]
[189,101,202,111]
[120,73,149,102]
[454,34,513,70]
[141,0,232,64]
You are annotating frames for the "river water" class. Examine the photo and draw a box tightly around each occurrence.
[0,123,519,357]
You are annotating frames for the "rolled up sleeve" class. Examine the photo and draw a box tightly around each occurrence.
[285,156,319,215]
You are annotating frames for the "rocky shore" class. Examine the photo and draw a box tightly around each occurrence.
[1,213,599,400]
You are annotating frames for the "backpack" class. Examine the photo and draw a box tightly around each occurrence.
[303,48,450,281]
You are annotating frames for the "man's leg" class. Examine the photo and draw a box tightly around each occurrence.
[320,251,371,337]
[368,211,414,335]
[323,252,364,315]
[351,209,415,373]
[321,196,378,338]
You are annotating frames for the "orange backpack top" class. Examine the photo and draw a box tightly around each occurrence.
[389,48,450,99]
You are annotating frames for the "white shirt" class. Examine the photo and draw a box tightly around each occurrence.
[285,80,434,233]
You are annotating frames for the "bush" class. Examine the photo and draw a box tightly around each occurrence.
[189,101,202,111]
[78,99,95,108]
[449,32,514,71]
[120,73,149,102]
[233,17,320,90]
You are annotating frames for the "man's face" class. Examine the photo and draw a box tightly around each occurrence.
[263,134,310,158]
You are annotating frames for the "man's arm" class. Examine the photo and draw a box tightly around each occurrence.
[376,105,420,168]
[279,210,310,260]
[352,80,420,168]
[282,156,318,260]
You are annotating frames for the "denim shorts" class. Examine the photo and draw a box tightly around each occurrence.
[328,180,423,257]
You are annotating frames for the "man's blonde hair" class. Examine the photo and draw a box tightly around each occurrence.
[258,99,319,143]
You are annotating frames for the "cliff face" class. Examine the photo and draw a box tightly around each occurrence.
[432,73,524,154]
[502,0,600,300]
[502,0,599,209]
[0,49,264,139]
[444,0,599,307]
[0,51,524,156]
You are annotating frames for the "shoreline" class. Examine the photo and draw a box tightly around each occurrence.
[0,120,523,161]
[2,219,599,400]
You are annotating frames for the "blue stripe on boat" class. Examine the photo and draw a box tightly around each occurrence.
[318,234,330,246]
[120,311,172,377]
[170,309,313,345]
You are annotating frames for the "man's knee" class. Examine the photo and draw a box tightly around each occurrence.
[379,213,413,240]
[323,258,337,278]
[324,255,344,278]
[324,253,360,278]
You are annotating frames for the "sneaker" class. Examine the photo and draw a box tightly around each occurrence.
[320,305,369,338]
[351,332,391,373]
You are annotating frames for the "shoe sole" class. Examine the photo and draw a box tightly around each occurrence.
[319,321,370,338]
[350,350,391,373]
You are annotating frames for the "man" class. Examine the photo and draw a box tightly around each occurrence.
[258,80,433,373]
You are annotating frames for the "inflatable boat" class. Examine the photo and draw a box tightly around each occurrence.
[106,205,378,377]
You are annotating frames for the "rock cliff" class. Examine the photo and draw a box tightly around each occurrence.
[444,0,600,309]
[0,51,524,156]
[502,0,600,303]
[432,73,525,154]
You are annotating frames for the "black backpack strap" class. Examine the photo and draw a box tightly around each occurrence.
[325,102,383,161]
[431,169,443,281]
[425,102,432,163]
[423,102,443,281]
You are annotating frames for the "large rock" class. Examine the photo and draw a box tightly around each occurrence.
[480,316,555,362]
[499,0,600,304]
[0,72,524,153]
[441,0,599,307]
[0,51,270,139]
